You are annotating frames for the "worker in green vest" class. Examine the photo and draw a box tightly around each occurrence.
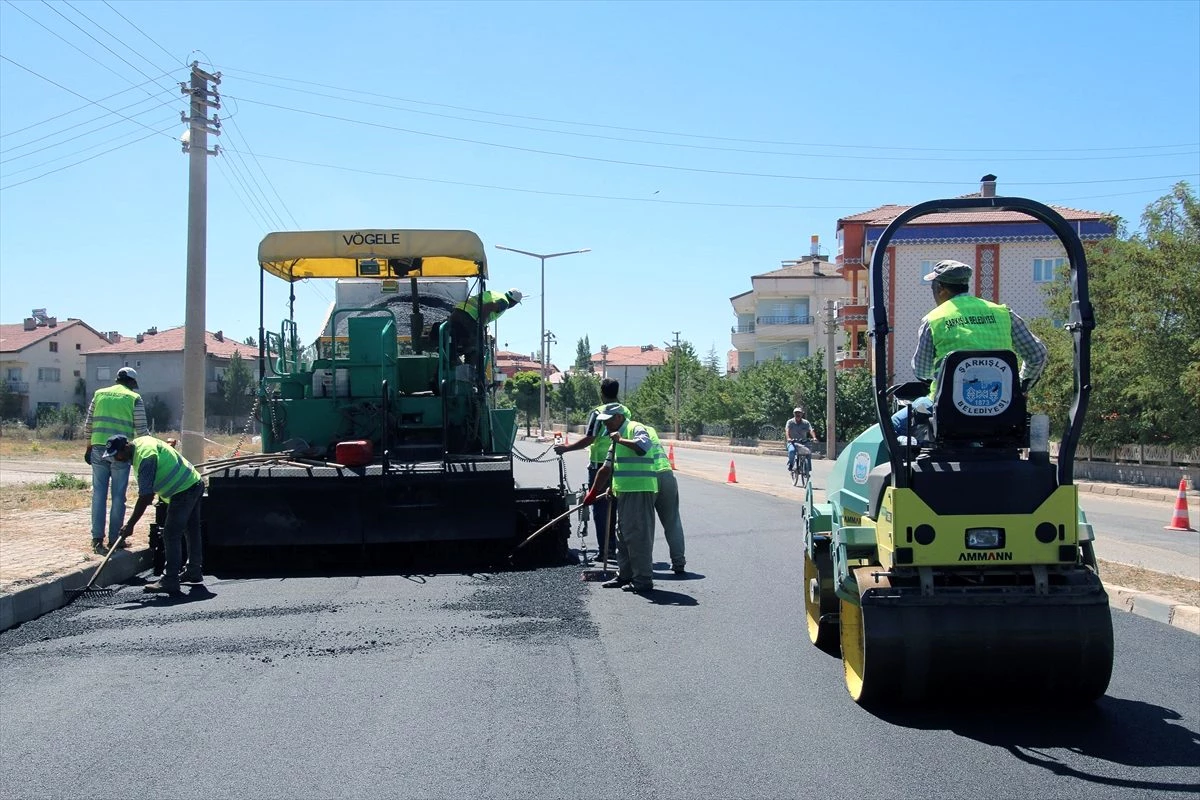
[894,260,1047,430]
[554,377,624,562]
[105,434,205,596]
[645,424,687,575]
[447,287,522,363]
[584,403,657,594]
[81,367,148,554]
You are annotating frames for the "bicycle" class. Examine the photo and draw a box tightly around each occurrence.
[788,440,812,487]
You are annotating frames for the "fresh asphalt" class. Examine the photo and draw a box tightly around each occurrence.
[0,450,1197,799]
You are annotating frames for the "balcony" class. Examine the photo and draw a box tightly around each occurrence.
[836,350,867,369]
[3,380,29,394]
[837,304,868,327]
[754,314,814,340]
[730,324,756,350]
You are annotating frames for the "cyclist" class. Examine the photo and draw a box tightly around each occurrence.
[785,407,818,476]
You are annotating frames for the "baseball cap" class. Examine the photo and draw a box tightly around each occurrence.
[793,407,804,414]
[101,435,128,461]
[506,288,523,304]
[116,366,138,383]
[922,259,972,286]
[595,402,629,421]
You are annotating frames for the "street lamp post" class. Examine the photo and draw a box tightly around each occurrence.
[494,244,590,439]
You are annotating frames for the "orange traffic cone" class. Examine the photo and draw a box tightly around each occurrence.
[727,459,738,484]
[668,445,677,470]
[1165,478,1196,531]
[564,432,570,445]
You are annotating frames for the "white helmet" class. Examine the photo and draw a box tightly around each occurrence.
[506,288,523,304]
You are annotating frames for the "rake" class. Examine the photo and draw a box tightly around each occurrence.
[66,530,130,602]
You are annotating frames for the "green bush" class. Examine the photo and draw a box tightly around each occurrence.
[44,472,88,490]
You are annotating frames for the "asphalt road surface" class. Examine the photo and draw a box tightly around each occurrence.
[1,452,1197,799]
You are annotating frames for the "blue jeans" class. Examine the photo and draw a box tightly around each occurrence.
[90,444,130,544]
[787,442,811,473]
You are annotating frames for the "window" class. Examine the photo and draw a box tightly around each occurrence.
[49,341,58,353]
[75,343,81,350]
[5,368,21,381]
[97,367,111,381]
[36,401,60,414]
[73,370,80,377]
[1033,257,1065,283]
[38,367,61,382]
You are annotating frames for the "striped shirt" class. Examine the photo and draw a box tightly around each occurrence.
[83,391,149,442]
[912,307,1047,384]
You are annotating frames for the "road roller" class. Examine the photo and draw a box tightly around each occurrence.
[803,196,1114,706]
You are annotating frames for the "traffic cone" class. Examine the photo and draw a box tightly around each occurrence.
[668,445,677,470]
[564,432,570,445]
[727,459,737,484]
[1165,478,1196,531]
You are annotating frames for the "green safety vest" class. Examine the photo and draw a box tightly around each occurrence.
[588,402,630,464]
[924,295,1014,395]
[132,436,201,501]
[644,425,671,473]
[89,384,139,446]
[611,419,658,496]
[456,291,509,326]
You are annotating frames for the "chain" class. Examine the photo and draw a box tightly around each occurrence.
[511,442,559,463]
[230,392,263,457]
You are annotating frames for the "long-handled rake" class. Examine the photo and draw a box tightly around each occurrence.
[581,496,617,582]
[66,530,130,602]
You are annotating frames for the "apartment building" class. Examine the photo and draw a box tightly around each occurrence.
[729,237,847,370]
[834,175,1114,381]
[0,310,113,421]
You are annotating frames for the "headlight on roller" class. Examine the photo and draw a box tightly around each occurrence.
[965,528,1005,549]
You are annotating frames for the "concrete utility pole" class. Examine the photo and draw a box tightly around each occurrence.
[543,330,556,431]
[825,299,837,460]
[493,245,589,440]
[672,331,681,439]
[180,62,221,466]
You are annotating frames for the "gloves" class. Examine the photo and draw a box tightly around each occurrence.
[84,448,92,465]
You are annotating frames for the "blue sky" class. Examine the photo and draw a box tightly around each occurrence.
[2,0,1198,369]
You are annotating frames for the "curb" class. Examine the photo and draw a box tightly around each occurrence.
[1104,583,1199,634]
[0,548,152,633]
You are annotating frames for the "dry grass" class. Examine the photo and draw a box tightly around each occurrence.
[1099,559,1200,607]
[0,484,95,514]
[0,429,258,461]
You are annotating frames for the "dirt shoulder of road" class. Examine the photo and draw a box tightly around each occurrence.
[1097,560,1200,608]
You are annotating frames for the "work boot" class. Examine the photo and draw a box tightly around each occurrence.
[673,565,687,576]
[621,583,654,594]
[601,578,631,589]
[108,538,129,551]
[178,571,204,584]
[91,540,107,555]
[143,581,182,596]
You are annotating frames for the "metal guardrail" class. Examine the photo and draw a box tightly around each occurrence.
[2,380,28,393]
[731,324,756,333]
[756,315,813,326]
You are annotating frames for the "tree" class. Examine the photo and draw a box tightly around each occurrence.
[243,335,257,347]
[1029,181,1200,448]
[504,371,546,435]
[704,346,722,374]
[574,336,592,371]
[220,351,256,419]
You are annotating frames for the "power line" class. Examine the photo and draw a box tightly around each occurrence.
[0,71,178,140]
[223,109,299,228]
[222,95,1199,188]
[42,0,177,98]
[0,54,180,142]
[220,148,862,209]
[1,88,177,162]
[226,73,1199,165]
[218,66,1199,155]
[0,123,172,191]
[101,0,181,67]
[1,114,177,177]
